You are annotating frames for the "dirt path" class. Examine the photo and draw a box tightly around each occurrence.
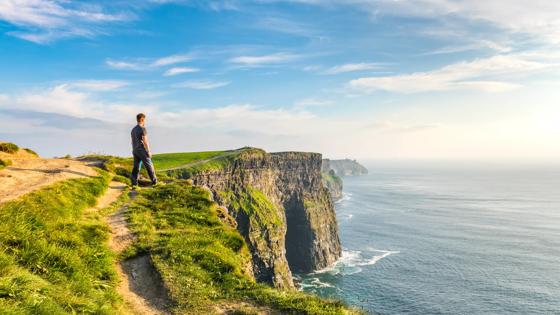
[0,157,98,204]
[107,191,172,315]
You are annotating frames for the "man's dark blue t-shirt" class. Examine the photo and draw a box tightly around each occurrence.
[131,125,147,152]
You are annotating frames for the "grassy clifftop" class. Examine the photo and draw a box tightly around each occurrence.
[125,183,357,314]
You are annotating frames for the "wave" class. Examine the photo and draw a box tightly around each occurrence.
[299,277,336,290]
[313,247,399,276]
[335,192,353,204]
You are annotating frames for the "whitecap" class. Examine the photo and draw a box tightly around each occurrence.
[335,192,353,204]
[313,248,399,276]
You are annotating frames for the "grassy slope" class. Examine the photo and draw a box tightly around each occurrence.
[126,184,359,315]
[84,149,241,182]
[0,170,121,314]
[151,151,227,170]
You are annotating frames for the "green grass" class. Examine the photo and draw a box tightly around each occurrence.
[80,150,240,184]
[151,151,227,170]
[0,170,121,314]
[0,142,19,154]
[221,187,283,227]
[0,158,12,170]
[126,183,361,315]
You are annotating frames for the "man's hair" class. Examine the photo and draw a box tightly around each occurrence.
[136,113,146,122]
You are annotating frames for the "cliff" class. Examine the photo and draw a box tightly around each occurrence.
[322,169,343,200]
[164,148,342,289]
[322,158,368,177]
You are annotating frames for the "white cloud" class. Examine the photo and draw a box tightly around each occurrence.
[152,54,193,67]
[423,40,512,55]
[323,62,384,74]
[349,54,549,93]
[281,0,560,44]
[229,53,299,66]
[163,67,199,76]
[70,80,129,91]
[2,84,155,122]
[106,59,146,71]
[106,53,194,71]
[173,80,230,89]
[0,0,131,43]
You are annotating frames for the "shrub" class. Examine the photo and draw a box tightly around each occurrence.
[0,158,12,170]
[0,142,19,154]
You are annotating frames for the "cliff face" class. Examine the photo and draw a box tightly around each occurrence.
[322,159,368,177]
[322,169,343,201]
[182,149,342,289]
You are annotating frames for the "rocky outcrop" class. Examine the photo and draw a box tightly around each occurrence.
[178,149,342,289]
[322,159,368,177]
[322,169,343,201]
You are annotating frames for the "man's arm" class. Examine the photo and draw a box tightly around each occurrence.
[142,128,152,157]
[143,134,152,157]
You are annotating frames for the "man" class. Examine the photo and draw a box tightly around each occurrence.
[130,113,158,189]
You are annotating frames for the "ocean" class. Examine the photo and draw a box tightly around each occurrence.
[299,161,560,314]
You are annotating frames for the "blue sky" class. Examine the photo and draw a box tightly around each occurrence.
[0,0,559,159]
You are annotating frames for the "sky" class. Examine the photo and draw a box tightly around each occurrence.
[0,0,559,160]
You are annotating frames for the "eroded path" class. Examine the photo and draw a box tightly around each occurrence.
[107,191,172,315]
[0,155,98,204]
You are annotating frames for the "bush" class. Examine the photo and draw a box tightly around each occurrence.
[0,158,12,170]
[23,148,38,156]
[0,142,19,154]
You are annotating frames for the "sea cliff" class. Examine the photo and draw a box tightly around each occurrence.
[165,148,342,289]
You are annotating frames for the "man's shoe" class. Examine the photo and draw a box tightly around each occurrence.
[131,185,140,190]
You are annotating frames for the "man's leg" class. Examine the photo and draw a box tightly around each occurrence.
[140,153,158,185]
[131,152,143,186]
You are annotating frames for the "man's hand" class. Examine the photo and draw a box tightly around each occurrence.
[148,151,152,158]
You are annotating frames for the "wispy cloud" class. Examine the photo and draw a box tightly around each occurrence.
[105,59,146,71]
[152,54,193,66]
[282,0,560,44]
[163,67,199,76]
[323,62,384,74]
[0,0,132,43]
[173,80,230,89]
[70,80,129,91]
[106,53,194,71]
[254,16,320,38]
[349,54,549,93]
[229,53,300,67]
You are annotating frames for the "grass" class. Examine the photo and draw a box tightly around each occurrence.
[0,158,12,170]
[0,142,19,154]
[80,150,242,184]
[0,170,121,314]
[221,187,283,227]
[151,151,227,170]
[126,183,361,315]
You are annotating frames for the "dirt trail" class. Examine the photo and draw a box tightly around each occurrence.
[0,156,98,204]
[108,191,172,315]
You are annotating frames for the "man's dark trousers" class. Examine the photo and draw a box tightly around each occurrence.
[131,149,157,186]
